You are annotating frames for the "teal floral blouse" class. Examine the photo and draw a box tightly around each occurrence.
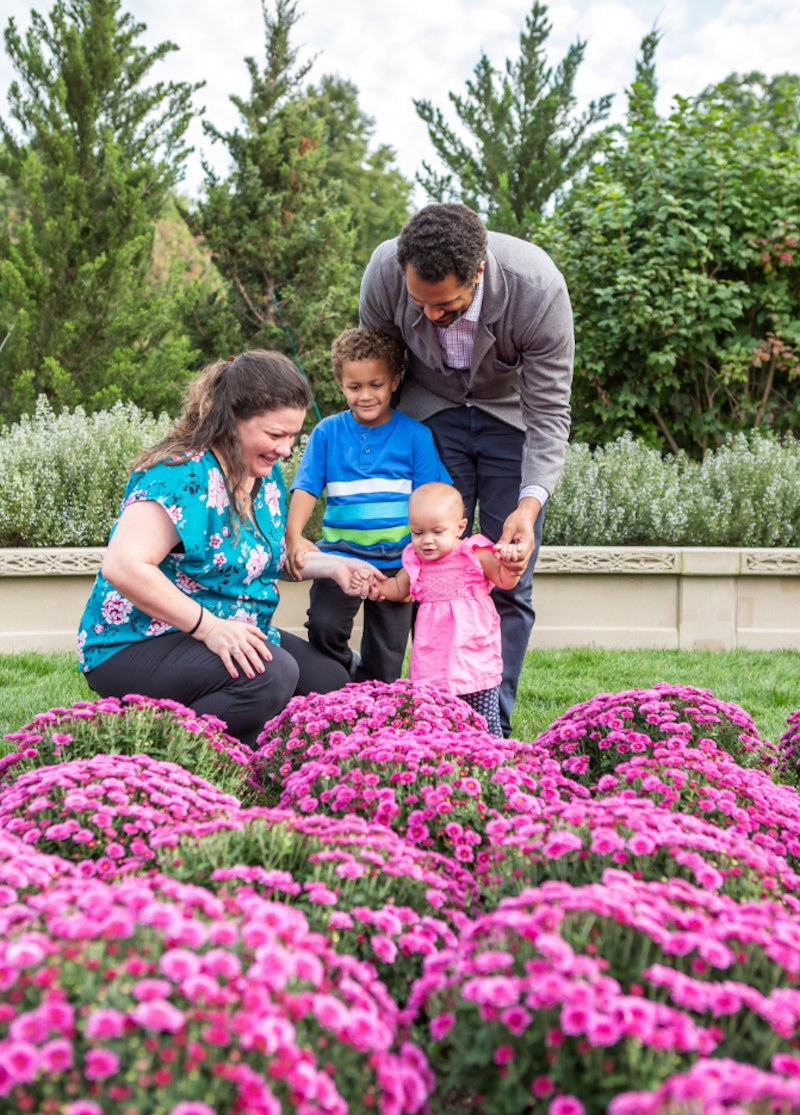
[78,450,287,674]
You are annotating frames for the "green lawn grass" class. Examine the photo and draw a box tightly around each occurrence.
[515,646,799,746]
[2,647,798,746]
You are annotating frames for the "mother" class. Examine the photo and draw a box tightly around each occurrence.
[77,350,377,746]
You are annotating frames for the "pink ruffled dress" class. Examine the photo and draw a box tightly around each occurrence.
[403,534,502,697]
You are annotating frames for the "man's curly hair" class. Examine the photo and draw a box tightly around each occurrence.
[396,203,487,285]
[331,327,403,382]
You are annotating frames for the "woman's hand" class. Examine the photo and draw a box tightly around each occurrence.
[299,552,386,597]
[331,557,386,599]
[198,613,272,679]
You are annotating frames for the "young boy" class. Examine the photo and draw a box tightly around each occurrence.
[285,327,450,682]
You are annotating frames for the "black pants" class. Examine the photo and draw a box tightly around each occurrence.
[305,575,414,683]
[86,629,349,748]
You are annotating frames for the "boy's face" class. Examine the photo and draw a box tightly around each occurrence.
[339,358,400,427]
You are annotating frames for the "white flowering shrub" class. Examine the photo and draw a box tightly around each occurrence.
[0,398,172,546]
[545,431,800,547]
[686,433,800,547]
[1,405,797,548]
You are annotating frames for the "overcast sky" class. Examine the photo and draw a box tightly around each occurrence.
[2,0,799,201]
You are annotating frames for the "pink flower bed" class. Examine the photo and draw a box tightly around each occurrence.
[153,805,479,1003]
[1,678,800,1114]
[0,867,433,1114]
[535,683,777,786]
[274,723,580,861]
[0,753,240,875]
[254,679,489,794]
[2,693,254,800]
[593,744,800,868]
[609,1056,800,1114]
[480,790,800,910]
[774,707,800,783]
[408,870,800,1114]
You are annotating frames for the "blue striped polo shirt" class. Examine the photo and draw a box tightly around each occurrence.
[291,409,450,569]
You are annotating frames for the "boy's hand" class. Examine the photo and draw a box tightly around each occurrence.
[284,537,319,581]
[332,558,386,598]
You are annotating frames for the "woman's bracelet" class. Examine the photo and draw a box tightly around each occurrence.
[187,602,204,636]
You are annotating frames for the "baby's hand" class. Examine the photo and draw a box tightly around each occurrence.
[494,541,523,564]
[349,570,374,599]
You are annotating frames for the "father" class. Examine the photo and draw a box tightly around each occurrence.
[359,203,574,736]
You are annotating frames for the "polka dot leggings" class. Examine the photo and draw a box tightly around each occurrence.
[460,686,502,738]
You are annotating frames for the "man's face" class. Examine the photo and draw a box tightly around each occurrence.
[404,262,484,328]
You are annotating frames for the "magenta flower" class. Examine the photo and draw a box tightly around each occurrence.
[83,1007,126,1040]
[549,1098,585,1115]
[131,998,186,1032]
[84,1046,120,1080]
[430,1012,456,1040]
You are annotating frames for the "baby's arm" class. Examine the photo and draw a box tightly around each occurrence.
[372,568,412,603]
[476,544,523,590]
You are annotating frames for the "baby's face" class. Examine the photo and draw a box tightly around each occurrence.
[408,503,467,561]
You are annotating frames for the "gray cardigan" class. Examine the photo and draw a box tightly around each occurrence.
[359,230,574,495]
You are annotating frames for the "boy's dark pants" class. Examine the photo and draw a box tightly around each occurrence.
[305,574,414,683]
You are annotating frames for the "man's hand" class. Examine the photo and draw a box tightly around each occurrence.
[494,496,541,576]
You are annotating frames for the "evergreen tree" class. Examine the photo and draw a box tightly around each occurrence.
[414,0,615,238]
[183,0,360,416]
[308,75,413,272]
[0,0,202,420]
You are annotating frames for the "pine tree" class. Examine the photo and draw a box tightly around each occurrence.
[414,0,615,238]
[183,0,361,415]
[308,75,413,272]
[0,0,201,420]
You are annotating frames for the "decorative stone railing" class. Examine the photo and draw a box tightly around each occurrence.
[1,546,799,654]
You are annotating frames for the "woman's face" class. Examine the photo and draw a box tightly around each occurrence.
[236,407,307,478]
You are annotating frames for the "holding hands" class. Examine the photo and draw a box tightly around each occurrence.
[299,552,386,599]
[493,539,524,565]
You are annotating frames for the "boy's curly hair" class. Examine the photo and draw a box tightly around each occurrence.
[396,203,487,285]
[331,327,404,382]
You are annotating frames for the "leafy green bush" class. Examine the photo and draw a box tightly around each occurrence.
[0,397,172,546]
[544,434,688,545]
